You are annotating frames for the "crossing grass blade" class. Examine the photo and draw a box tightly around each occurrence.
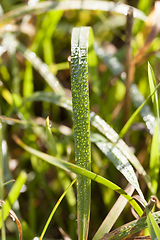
[13,135,143,218]
[100,210,160,240]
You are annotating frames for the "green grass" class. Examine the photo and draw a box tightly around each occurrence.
[1,1,160,239]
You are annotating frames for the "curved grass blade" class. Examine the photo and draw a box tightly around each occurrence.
[96,140,145,202]
[39,178,76,240]
[91,111,151,199]
[16,42,65,96]
[0,1,146,27]
[71,27,92,240]
[3,180,15,186]
[13,135,143,217]
[100,210,160,240]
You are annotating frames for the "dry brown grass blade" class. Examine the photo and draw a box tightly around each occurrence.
[94,183,135,239]
[0,199,22,240]
[125,236,151,239]
[132,1,160,66]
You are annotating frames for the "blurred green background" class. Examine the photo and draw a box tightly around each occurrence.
[0,0,160,239]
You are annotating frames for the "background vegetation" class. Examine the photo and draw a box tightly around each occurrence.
[1,0,160,239]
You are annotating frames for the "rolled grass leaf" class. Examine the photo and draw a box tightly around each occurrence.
[13,135,143,217]
[71,27,92,240]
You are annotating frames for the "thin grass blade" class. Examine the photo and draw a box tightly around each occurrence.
[148,63,160,194]
[148,63,159,117]
[39,178,76,240]
[45,116,57,155]
[119,83,160,138]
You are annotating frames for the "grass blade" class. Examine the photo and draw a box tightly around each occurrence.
[22,91,72,111]
[96,140,145,202]
[146,207,160,240]
[119,83,160,139]
[91,111,151,198]
[0,171,27,228]
[13,136,143,217]
[148,63,159,117]
[148,63,160,194]
[93,184,135,240]
[39,178,76,240]
[100,210,160,240]
[71,27,92,240]
[17,42,65,96]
